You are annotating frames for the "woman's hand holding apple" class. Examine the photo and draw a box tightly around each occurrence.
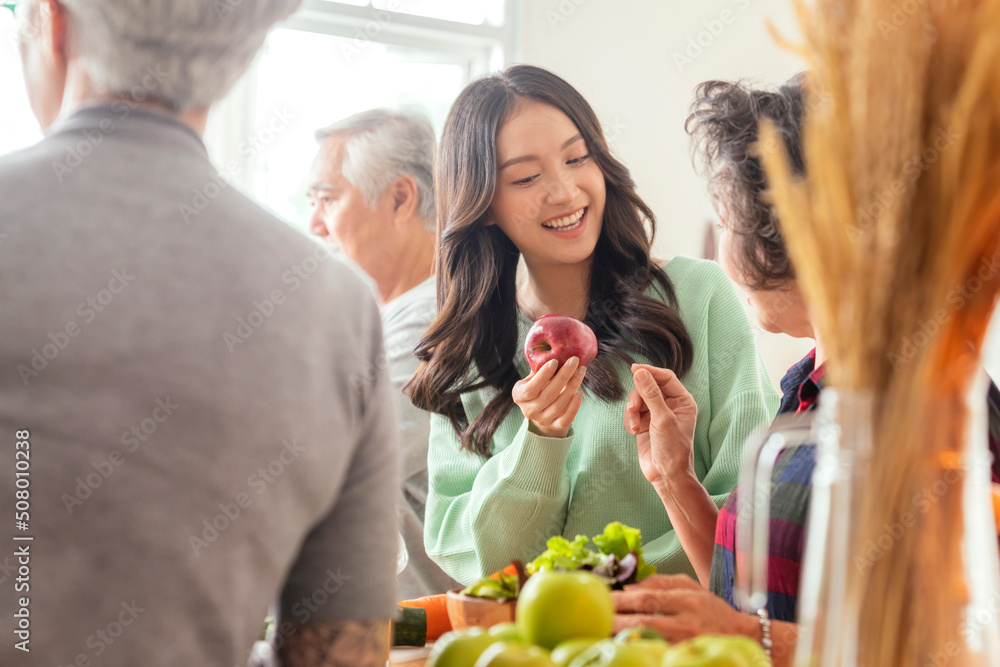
[513,357,587,438]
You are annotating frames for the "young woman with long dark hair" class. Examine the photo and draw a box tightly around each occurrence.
[406,65,779,585]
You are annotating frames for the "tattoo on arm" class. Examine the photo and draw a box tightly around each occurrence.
[278,619,389,667]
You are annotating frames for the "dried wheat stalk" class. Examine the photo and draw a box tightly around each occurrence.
[760,0,1000,663]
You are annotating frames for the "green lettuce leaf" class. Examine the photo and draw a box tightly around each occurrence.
[526,523,656,582]
[526,534,604,574]
[461,572,519,599]
[592,522,655,582]
[592,522,641,558]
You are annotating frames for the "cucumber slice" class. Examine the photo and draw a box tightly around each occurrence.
[392,606,427,647]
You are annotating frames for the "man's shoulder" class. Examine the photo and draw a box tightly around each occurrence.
[382,277,437,332]
[0,135,74,190]
[260,237,382,333]
[0,130,381,339]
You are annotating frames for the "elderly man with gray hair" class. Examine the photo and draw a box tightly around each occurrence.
[308,109,458,600]
[0,2,399,666]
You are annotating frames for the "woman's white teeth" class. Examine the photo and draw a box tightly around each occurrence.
[543,208,585,229]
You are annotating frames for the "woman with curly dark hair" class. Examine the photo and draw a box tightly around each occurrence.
[693,73,825,609]
[610,74,819,665]
[405,65,779,586]
[691,74,813,344]
[613,75,1000,664]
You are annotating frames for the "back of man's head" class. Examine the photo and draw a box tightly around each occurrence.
[315,108,436,228]
[31,0,301,111]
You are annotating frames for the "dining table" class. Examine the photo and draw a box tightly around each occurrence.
[388,645,432,666]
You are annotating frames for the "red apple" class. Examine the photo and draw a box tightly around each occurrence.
[524,315,598,373]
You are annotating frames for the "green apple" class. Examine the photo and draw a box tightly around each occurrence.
[614,627,666,643]
[567,639,664,666]
[489,622,526,643]
[516,571,614,650]
[551,638,601,666]
[427,627,500,667]
[474,642,558,667]
[661,635,762,667]
[685,635,769,667]
[629,640,668,663]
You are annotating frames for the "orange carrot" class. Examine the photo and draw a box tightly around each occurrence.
[489,564,518,580]
[398,594,451,641]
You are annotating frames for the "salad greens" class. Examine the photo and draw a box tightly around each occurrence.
[525,534,603,573]
[527,522,656,587]
[593,522,654,575]
[460,559,528,600]
[461,523,656,599]
[461,572,520,600]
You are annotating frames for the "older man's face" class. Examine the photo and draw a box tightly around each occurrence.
[307,136,394,269]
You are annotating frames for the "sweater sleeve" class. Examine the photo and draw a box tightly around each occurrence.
[644,261,781,576]
[423,404,574,585]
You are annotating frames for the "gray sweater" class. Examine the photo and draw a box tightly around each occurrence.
[0,105,399,666]
[381,277,460,599]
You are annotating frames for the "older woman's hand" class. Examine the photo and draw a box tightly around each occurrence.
[624,364,698,490]
[611,574,759,642]
[624,364,718,583]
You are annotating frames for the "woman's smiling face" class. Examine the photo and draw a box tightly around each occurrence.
[488,99,606,267]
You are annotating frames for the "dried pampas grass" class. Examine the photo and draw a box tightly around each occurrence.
[760,0,1000,664]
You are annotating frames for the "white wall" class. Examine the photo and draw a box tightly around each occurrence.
[519,0,813,386]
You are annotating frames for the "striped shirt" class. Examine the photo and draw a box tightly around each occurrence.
[709,350,1000,622]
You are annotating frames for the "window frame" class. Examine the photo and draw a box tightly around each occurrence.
[281,0,522,80]
[203,0,521,218]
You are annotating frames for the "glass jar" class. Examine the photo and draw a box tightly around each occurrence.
[735,370,1000,666]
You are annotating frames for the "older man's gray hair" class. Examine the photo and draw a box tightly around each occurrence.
[25,0,301,111]
[316,109,436,228]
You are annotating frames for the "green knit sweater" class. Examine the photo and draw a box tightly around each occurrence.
[424,256,780,584]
